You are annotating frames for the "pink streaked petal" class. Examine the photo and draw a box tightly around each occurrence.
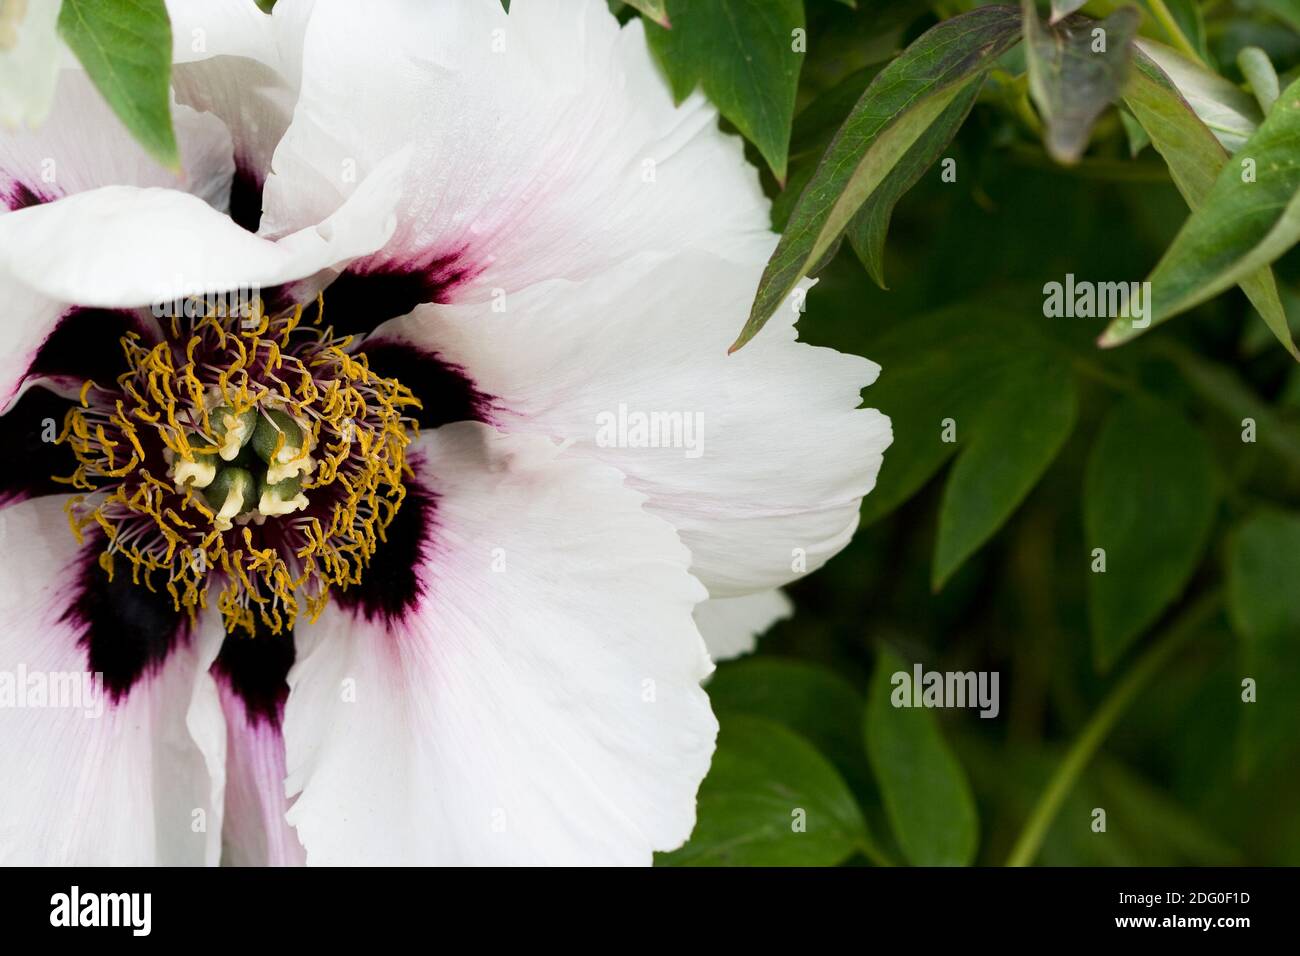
[216,680,306,867]
[1,70,234,214]
[261,0,769,315]
[168,0,318,227]
[0,496,226,865]
[281,422,716,865]
[367,254,891,606]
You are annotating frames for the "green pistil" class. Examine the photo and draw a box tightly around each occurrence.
[174,451,218,489]
[203,466,257,531]
[252,408,311,483]
[258,474,309,518]
[212,405,259,461]
[174,406,315,530]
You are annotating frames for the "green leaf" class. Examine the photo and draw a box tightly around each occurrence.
[1133,38,1260,152]
[1155,338,1300,469]
[1160,0,1211,67]
[58,0,178,170]
[645,0,803,181]
[1118,107,1150,156]
[1260,0,1300,32]
[706,657,872,794]
[854,299,1097,529]
[770,161,816,232]
[960,736,1241,865]
[933,351,1078,590]
[1110,74,1300,348]
[1084,397,1217,669]
[1091,760,1239,865]
[1226,511,1300,775]
[846,79,980,289]
[623,0,671,28]
[732,5,1022,351]
[865,649,979,866]
[1049,0,1087,23]
[1120,49,1246,225]
[1111,48,1298,359]
[857,306,1027,526]
[658,714,866,866]
[1022,1,1139,164]
[789,64,880,162]
[1238,46,1280,115]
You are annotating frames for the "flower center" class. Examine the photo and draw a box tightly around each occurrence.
[55,298,420,635]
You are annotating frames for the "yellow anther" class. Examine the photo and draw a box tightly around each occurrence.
[57,300,416,636]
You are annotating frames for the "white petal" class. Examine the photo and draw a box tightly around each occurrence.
[368,252,892,599]
[0,495,226,865]
[2,69,235,212]
[262,0,769,297]
[169,0,307,67]
[0,0,61,128]
[168,0,315,187]
[0,275,64,411]
[0,67,265,409]
[0,149,406,408]
[694,590,793,662]
[0,148,405,307]
[281,422,716,865]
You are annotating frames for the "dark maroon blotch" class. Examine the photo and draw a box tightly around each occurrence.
[0,386,73,507]
[229,163,264,233]
[28,308,138,388]
[211,623,295,728]
[63,537,190,703]
[313,255,477,337]
[4,181,51,211]
[334,479,437,624]
[362,339,495,429]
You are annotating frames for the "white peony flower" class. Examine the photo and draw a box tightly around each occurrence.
[0,0,890,865]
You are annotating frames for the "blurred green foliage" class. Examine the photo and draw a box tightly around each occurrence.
[646,0,1300,866]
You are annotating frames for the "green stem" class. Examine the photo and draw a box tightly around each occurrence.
[1004,590,1222,867]
[1153,339,1300,476]
[857,836,896,868]
[1070,355,1138,394]
[1147,0,1208,68]
[1013,87,1043,136]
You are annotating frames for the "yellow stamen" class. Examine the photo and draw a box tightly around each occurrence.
[56,298,419,635]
